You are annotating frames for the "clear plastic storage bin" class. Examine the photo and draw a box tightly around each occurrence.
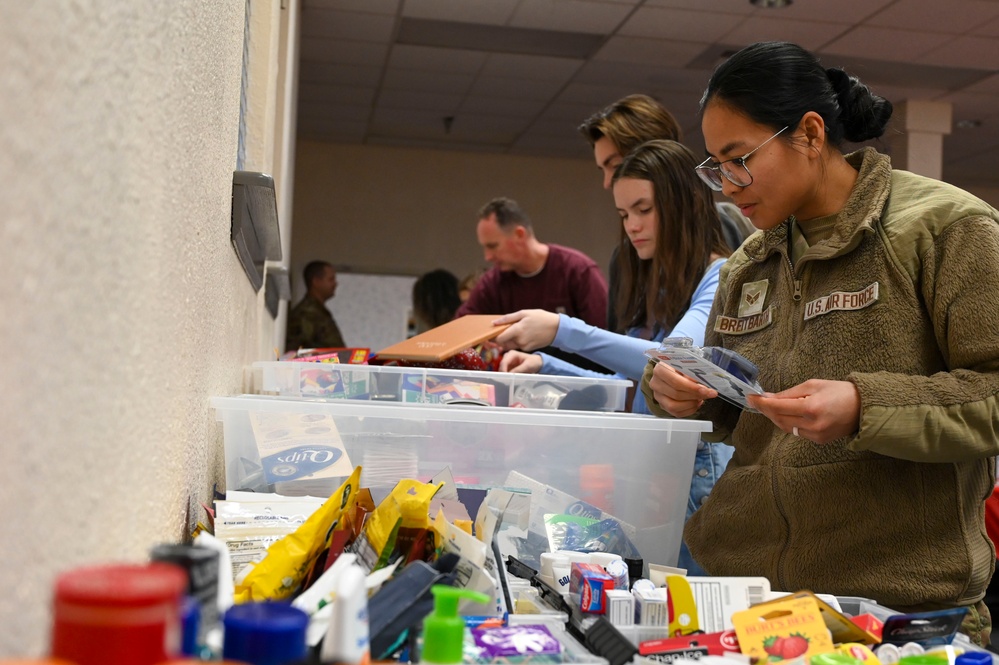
[210,395,710,568]
[252,361,632,412]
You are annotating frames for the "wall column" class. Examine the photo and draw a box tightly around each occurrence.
[887,100,952,179]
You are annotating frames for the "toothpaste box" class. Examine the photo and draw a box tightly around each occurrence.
[570,562,615,614]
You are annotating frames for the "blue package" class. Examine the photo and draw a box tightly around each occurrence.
[880,607,968,648]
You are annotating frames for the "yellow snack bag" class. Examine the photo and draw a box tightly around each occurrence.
[356,479,443,572]
[234,466,362,603]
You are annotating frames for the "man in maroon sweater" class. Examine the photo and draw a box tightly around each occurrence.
[456,197,608,328]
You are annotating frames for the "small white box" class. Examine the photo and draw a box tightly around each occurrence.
[634,587,670,626]
[606,589,635,626]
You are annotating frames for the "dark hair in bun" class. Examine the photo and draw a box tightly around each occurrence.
[700,41,893,146]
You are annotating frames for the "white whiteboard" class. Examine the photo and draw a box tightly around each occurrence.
[325,272,416,355]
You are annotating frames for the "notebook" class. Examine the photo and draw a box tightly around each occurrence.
[376,314,510,362]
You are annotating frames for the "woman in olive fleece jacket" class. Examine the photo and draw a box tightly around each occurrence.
[643,41,999,645]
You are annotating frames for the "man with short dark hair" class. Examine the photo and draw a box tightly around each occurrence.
[285,261,346,351]
[456,197,608,329]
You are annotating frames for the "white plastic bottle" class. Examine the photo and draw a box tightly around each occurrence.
[320,563,371,665]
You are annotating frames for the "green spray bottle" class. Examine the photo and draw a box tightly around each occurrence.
[420,586,491,665]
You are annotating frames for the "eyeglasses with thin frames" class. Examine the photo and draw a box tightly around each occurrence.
[695,126,789,191]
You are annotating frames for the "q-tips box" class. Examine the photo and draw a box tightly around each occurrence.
[210,395,710,568]
[253,361,632,412]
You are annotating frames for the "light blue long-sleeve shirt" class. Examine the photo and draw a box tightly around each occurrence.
[537,258,724,415]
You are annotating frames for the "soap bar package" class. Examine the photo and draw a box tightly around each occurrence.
[471,624,563,657]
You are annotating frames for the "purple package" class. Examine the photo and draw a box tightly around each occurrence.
[471,624,563,657]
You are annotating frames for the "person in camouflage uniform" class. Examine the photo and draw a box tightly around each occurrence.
[285,261,346,351]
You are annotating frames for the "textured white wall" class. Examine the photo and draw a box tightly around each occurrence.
[0,2,266,655]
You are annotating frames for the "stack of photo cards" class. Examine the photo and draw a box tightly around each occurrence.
[644,339,764,412]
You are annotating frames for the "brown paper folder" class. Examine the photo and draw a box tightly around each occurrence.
[376,314,510,362]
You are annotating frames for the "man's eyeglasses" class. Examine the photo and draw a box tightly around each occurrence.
[695,126,789,191]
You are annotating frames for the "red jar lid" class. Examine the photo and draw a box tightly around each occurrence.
[55,562,187,608]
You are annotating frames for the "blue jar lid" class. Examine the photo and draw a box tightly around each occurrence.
[955,652,993,665]
[223,602,309,665]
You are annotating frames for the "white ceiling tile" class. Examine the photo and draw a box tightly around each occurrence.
[371,111,526,145]
[298,62,382,87]
[297,118,368,142]
[298,82,377,106]
[572,59,658,87]
[401,0,520,25]
[821,27,953,64]
[720,16,853,51]
[524,117,587,138]
[298,102,371,122]
[304,0,400,13]
[971,15,999,37]
[451,114,530,134]
[593,36,708,67]
[377,88,464,112]
[300,37,388,65]
[557,82,644,106]
[372,106,447,125]
[299,9,396,42]
[776,0,894,23]
[509,0,634,35]
[469,77,561,102]
[387,44,488,73]
[366,135,509,153]
[539,100,615,123]
[867,0,999,34]
[511,135,591,158]
[459,96,549,117]
[566,60,660,92]
[916,36,999,70]
[647,68,714,95]
[381,68,476,94]
[370,107,459,139]
[619,7,744,42]
[644,0,754,13]
[479,53,584,82]
[573,60,708,93]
